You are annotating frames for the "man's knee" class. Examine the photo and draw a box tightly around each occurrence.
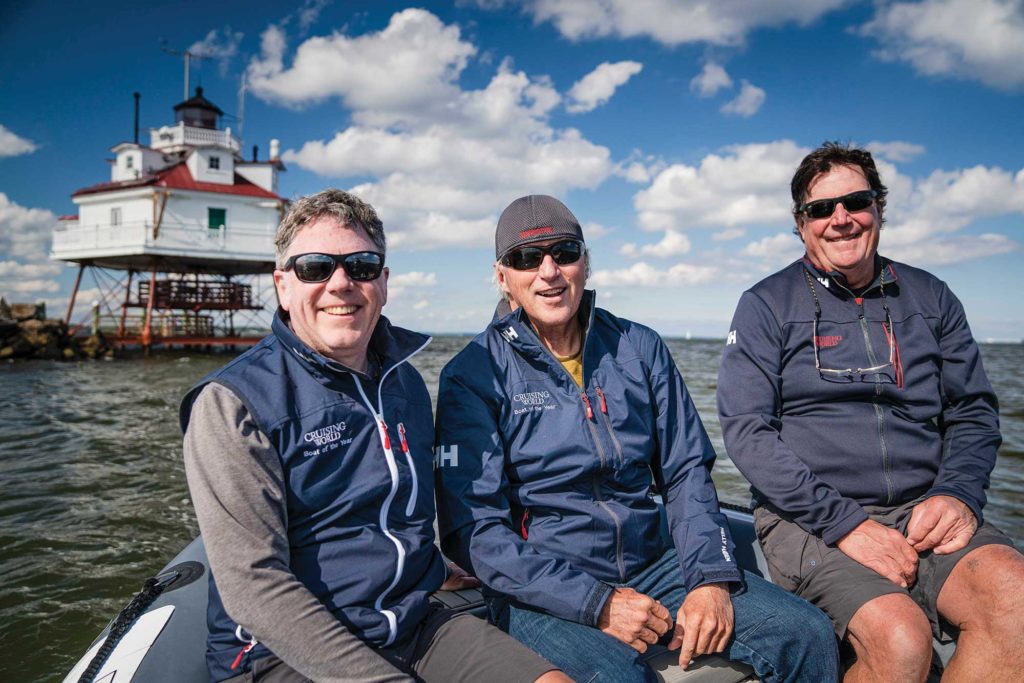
[939,545,1024,650]
[848,594,932,674]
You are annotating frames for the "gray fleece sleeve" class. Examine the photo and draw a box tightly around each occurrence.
[183,383,412,683]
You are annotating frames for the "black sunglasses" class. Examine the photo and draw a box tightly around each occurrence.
[500,239,584,271]
[797,190,877,220]
[282,251,385,283]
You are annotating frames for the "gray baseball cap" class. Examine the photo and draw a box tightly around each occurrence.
[495,195,584,259]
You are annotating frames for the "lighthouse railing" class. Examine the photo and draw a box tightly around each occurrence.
[52,219,274,259]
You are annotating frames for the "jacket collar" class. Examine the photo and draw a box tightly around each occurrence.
[272,308,431,381]
[800,254,898,296]
[491,288,596,348]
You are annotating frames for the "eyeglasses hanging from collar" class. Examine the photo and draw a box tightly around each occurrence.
[802,268,904,388]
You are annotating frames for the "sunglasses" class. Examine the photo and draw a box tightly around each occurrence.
[797,190,877,220]
[500,239,584,271]
[282,251,385,283]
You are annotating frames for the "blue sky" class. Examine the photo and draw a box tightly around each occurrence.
[1,0,1022,339]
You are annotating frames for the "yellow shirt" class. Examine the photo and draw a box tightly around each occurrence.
[557,349,584,388]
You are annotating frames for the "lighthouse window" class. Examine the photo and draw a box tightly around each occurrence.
[208,208,227,231]
[209,155,221,170]
[110,207,122,226]
[125,155,134,169]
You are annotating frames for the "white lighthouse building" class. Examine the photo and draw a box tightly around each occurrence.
[51,87,287,349]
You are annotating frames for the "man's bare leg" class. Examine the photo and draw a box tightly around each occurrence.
[935,544,1024,681]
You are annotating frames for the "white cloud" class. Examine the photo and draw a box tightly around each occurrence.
[566,60,643,113]
[720,80,766,117]
[713,227,747,241]
[582,221,612,239]
[590,261,719,288]
[634,140,808,232]
[614,152,667,184]
[859,0,1024,91]
[690,62,733,98]
[0,194,61,300]
[880,164,1024,263]
[526,0,850,47]
[0,124,37,158]
[190,27,244,76]
[248,9,477,124]
[263,10,615,250]
[190,27,243,59]
[740,232,803,270]
[297,0,330,33]
[388,271,438,299]
[620,230,691,258]
[866,140,927,163]
[0,193,56,263]
[886,232,1019,266]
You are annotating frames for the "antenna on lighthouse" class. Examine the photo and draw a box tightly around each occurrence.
[237,70,247,147]
[160,41,211,100]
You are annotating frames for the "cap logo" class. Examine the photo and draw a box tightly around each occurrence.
[519,226,555,239]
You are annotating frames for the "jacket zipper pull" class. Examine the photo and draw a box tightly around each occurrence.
[379,419,391,450]
[596,386,608,415]
[230,630,258,670]
[581,392,594,420]
[398,422,409,454]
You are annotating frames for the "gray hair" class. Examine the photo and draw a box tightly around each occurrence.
[274,189,385,267]
[493,248,591,302]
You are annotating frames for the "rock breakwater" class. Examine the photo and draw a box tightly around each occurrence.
[0,299,112,360]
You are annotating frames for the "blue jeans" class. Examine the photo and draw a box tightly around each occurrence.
[490,549,838,683]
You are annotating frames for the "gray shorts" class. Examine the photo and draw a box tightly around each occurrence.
[754,499,1016,641]
[231,605,556,683]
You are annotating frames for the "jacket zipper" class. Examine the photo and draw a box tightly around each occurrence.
[398,423,416,516]
[351,335,431,647]
[514,316,627,582]
[856,297,895,505]
[595,386,624,465]
[581,389,626,581]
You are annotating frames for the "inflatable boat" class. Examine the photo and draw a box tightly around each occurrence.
[63,504,955,682]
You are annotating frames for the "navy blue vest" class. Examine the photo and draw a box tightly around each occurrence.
[180,311,446,681]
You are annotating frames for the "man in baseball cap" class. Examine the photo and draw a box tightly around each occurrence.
[434,195,838,682]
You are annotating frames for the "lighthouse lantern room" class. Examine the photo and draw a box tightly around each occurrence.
[51,87,287,350]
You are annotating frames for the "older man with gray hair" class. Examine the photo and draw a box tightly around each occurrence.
[181,189,568,682]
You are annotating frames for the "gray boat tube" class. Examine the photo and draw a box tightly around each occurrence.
[63,506,954,683]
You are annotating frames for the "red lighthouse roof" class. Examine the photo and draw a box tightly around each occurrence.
[72,161,282,200]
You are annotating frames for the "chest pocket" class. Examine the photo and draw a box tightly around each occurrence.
[282,405,389,522]
[812,316,898,386]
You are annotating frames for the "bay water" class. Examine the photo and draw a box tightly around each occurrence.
[2,338,1021,681]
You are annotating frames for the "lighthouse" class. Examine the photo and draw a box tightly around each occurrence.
[51,87,287,350]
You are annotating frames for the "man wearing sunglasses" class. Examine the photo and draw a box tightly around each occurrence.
[718,143,1024,680]
[180,189,568,683]
[435,194,838,682]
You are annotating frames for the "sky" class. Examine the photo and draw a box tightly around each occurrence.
[1,0,1022,340]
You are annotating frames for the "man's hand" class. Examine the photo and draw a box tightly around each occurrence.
[597,587,673,653]
[668,583,733,670]
[837,519,918,588]
[439,562,481,591]
[905,495,977,555]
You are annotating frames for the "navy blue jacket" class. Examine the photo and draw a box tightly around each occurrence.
[717,257,1001,545]
[435,291,740,626]
[180,311,445,680]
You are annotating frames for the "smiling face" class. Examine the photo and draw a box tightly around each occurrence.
[796,164,881,289]
[273,216,387,372]
[496,237,586,346]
